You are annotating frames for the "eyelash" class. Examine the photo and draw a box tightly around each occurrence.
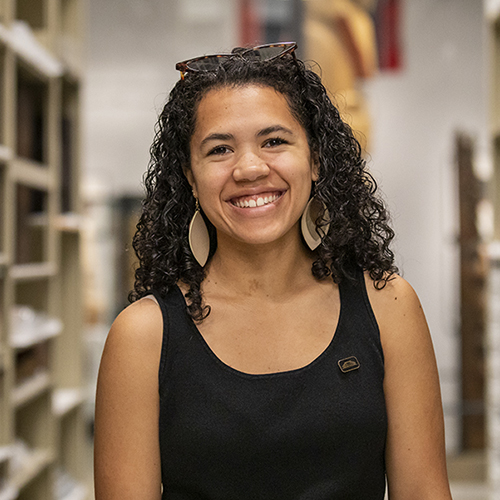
[264,137,288,147]
[208,145,231,156]
[207,137,289,156]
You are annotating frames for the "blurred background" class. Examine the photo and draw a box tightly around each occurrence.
[0,0,499,498]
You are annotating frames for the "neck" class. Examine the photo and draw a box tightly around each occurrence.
[205,231,316,299]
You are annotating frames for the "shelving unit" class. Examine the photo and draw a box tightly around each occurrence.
[487,1,500,497]
[0,0,87,498]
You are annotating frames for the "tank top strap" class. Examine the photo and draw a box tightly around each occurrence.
[337,266,383,362]
[150,286,188,387]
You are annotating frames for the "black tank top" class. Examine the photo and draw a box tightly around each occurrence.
[152,270,387,500]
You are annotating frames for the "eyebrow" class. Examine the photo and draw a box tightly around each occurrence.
[256,125,294,137]
[200,133,234,148]
[200,125,294,148]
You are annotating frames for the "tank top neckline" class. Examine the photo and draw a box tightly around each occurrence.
[172,282,345,380]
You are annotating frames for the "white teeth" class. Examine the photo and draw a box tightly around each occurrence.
[233,193,280,208]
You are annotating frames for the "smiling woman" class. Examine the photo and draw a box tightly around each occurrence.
[93,42,453,500]
[186,85,317,249]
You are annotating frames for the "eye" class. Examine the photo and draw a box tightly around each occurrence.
[264,137,288,148]
[208,145,232,156]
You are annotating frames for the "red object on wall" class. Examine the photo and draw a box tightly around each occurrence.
[375,0,402,70]
[239,0,262,47]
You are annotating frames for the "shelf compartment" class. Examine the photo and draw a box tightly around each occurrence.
[12,371,51,408]
[15,0,52,51]
[11,305,62,349]
[56,406,85,487]
[0,44,5,146]
[0,165,4,258]
[61,80,80,213]
[16,62,49,164]
[11,447,54,491]
[15,184,48,264]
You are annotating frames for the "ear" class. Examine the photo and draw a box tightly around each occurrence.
[183,166,198,198]
[311,152,320,182]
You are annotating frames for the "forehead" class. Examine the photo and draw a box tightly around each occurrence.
[193,84,299,133]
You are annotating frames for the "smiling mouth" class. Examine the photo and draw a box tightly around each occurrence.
[230,192,283,209]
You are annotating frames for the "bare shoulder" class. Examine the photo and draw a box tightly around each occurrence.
[106,297,163,356]
[364,272,421,311]
[364,273,426,340]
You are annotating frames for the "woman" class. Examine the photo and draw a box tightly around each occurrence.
[94,43,452,499]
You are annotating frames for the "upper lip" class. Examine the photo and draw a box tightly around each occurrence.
[225,187,286,202]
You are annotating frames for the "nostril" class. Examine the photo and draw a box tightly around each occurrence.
[233,162,270,182]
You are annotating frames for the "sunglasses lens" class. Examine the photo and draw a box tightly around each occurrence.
[251,45,290,61]
[187,55,229,72]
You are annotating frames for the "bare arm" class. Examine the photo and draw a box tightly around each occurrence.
[94,298,163,499]
[367,275,452,500]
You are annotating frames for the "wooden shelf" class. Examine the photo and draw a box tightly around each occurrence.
[12,371,51,408]
[0,22,62,79]
[11,448,55,490]
[56,213,82,233]
[10,158,54,191]
[10,262,57,281]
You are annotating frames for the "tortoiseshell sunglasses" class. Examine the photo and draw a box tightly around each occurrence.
[175,42,297,80]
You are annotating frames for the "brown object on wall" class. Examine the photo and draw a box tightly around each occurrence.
[456,132,487,450]
[303,0,378,151]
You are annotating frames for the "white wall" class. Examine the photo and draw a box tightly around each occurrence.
[363,0,487,452]
[83,0,238,196]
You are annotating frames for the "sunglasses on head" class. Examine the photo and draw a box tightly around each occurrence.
[175,42,297,80]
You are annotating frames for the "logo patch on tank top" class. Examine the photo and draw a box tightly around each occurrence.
[338,356,360,373]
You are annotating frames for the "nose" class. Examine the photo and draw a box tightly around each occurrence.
[232,151,270,183]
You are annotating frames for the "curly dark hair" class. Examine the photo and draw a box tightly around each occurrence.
[129,48,397,320]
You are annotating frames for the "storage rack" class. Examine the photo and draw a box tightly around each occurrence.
[0,0,87,499]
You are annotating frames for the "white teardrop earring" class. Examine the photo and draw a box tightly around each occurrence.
[188,198,210,267]
[301,197,330,251]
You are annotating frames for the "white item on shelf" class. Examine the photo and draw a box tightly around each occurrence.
[0,145,12,162]
[0,446,12,464]
[52,388,85,417]
[11,305,63,349]
[0,485,19,500]
[55,467,88,500]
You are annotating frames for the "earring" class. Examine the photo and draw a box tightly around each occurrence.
[301,197,330,251]
[188,199,210,266]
